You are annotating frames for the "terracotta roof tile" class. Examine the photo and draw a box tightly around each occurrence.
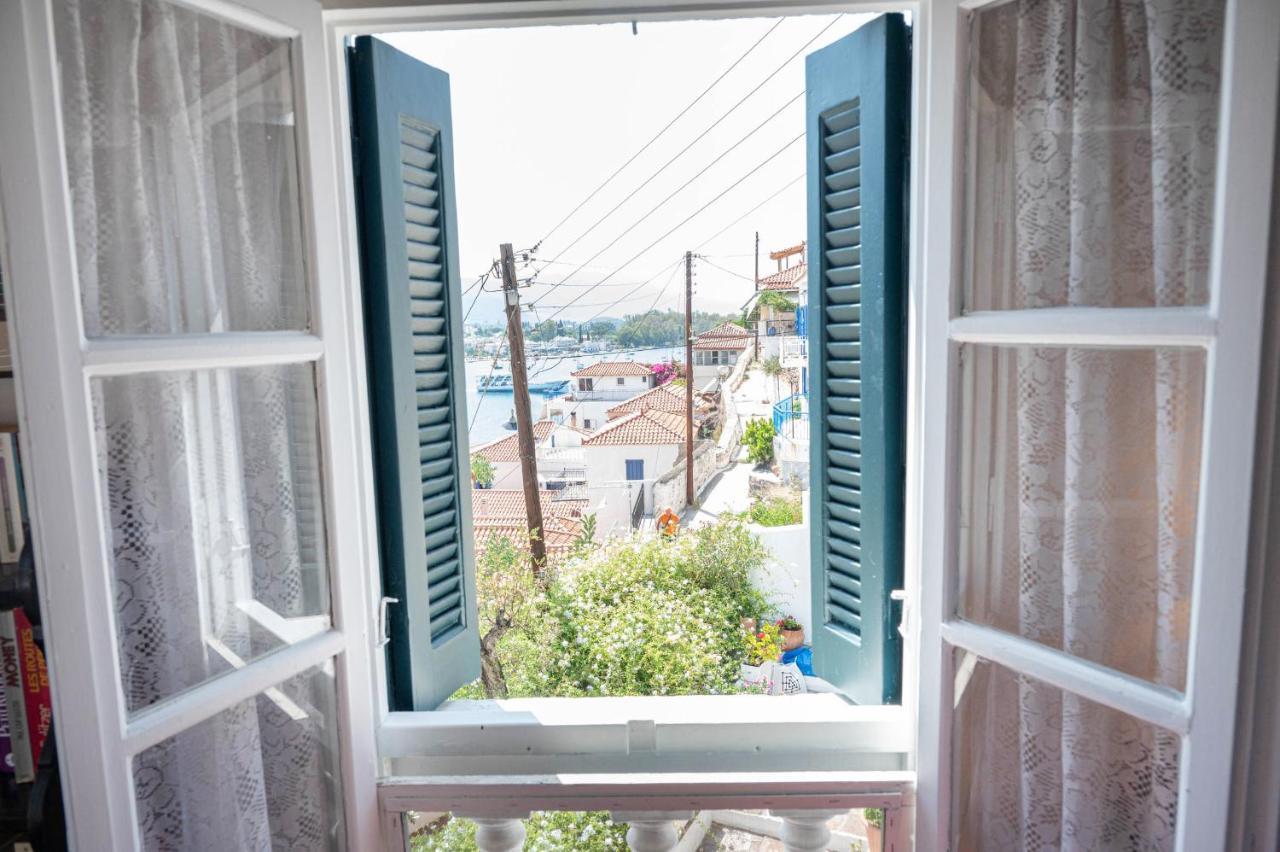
[569,361,653,378]
[471,420,557,463]
[471,488,588,520]
[605,383,687,418]
[582,409,685,446]
[696,321,751,340]
[692,336,750,351]
[473,515,583,555]
[756,263,806,291]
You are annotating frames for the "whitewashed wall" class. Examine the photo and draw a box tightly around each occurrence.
[747,493,813,636]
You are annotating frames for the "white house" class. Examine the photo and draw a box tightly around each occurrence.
[691,321,752,388]
[581,408,686,535]
[470,419,588,490]
[542,360,656,430]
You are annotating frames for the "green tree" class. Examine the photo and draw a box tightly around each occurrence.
[742,417,776,465]
[761,353,783,400]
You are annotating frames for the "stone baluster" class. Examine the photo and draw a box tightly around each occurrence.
[470,817,527,852]
[770,809,846,852]
[610,811,692,852]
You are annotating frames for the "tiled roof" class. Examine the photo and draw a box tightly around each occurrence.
[473,514,583,555]
[693,336,750,351]
[696,321,751,340]
[471,420,556,463]
[757,263,806,291]
[582,409,685,446]
[470,488,588,520]
[569,361,653,378]
[606,383,687,418]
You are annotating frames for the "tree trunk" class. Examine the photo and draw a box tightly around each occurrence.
[480,621,510,699]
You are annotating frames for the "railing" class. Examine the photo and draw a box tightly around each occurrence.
[773,393,809,438]
[565,386,649,402]
[630,482,646,529]
[779,335,808,367]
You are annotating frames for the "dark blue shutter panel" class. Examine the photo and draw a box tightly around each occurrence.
[805,14,909,705]
[349,36,479,710]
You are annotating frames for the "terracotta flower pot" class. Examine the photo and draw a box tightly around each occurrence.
[780,627,804,652]
[865,823,882,850]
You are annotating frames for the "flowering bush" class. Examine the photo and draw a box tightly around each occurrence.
[745,621,784,666]
[538,518,771,696]
[647,360,682,385]
[777,614,802,632]
[412,811,628,851]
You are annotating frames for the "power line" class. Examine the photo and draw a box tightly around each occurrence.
[535,131,805,325]
[535,13,843,280]
[693,172,804,251]
[532,17,786,252]
[530,90,803,300]
[696,255,755,282]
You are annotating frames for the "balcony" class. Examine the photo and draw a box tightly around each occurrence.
[779,335,808,369]
[564,385,652,402]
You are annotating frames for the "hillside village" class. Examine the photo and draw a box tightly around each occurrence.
[469,242,812,550]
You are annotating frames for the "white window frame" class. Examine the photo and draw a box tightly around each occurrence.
[910,1,1280,851]
[323,2,1280,849]
[0,0,384,847]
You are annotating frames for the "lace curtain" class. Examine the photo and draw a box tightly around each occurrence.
[56,0,342,848]
[955,1,1222,850]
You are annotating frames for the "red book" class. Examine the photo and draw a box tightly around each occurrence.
[0,609,49,782]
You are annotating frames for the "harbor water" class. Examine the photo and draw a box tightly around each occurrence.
[463,346,682,447]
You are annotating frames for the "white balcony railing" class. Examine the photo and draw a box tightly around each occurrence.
[779,335,808,368]
[565,386,651,402]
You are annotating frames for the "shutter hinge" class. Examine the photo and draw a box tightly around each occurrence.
[890,588,908,639]
[378,596,399,648]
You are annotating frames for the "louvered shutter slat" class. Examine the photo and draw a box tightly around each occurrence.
[351,37,479,710]
[806,14,908,705]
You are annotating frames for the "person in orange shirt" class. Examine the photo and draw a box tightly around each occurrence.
[657,506,679,539]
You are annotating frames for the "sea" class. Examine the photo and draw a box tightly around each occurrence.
[463,346,684,446]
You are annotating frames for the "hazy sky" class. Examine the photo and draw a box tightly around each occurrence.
[380,12,876,326]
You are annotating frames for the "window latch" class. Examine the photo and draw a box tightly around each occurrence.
[890,589,908,639]
[378,596,399,648]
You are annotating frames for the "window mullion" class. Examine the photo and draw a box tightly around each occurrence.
[81,331,324,376]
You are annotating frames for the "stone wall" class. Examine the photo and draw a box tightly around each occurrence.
[652,439,718,516]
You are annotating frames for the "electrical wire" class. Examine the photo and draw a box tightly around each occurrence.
[531,14,843,288]
[696,255,755,282]
[693,172,804,251]
[532,17,786,252]
[529,90,804,300]
[534,131,804,325]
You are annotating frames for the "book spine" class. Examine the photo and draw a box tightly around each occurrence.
[0,436,22,562]
[0,611,32,781]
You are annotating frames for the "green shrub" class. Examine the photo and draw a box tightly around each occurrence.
[460,519,773,700]
[741,418,776,464]
[412,811,628,851]
[471,455,495,488]
[748,493,802,527]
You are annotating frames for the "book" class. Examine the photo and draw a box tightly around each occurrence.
[0,434,23,563]
[0,609,49,783]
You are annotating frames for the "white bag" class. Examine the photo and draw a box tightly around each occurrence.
[739,661,807,696]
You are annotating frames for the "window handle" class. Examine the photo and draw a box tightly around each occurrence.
[378,596,399,647]
[890,589,908,639]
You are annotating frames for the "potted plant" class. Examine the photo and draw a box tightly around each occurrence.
[777,615,804,652]
[863,808,884,850]
[739,621,783,691]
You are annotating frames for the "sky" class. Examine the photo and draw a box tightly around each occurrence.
[380,12,877,327]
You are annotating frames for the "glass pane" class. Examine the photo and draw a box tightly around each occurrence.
[957,345,1205,690]
[55,0,310,335]
[962,0,1225,311]
[951,652,1180,851]
[133,662,345,850]
[93,365,331,713]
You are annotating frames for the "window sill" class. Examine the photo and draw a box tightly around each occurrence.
[378,694,909,776]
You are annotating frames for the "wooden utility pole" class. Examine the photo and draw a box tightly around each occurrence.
[685,250,695,506]
[753,231,760,358]
[499,243,547,573]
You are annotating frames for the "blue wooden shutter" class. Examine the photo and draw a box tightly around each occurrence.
[349,36,479,710]
[806,14,909,705]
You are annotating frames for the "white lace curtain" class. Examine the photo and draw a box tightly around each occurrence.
[955,1,1222,850]
[56,0,342,849]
